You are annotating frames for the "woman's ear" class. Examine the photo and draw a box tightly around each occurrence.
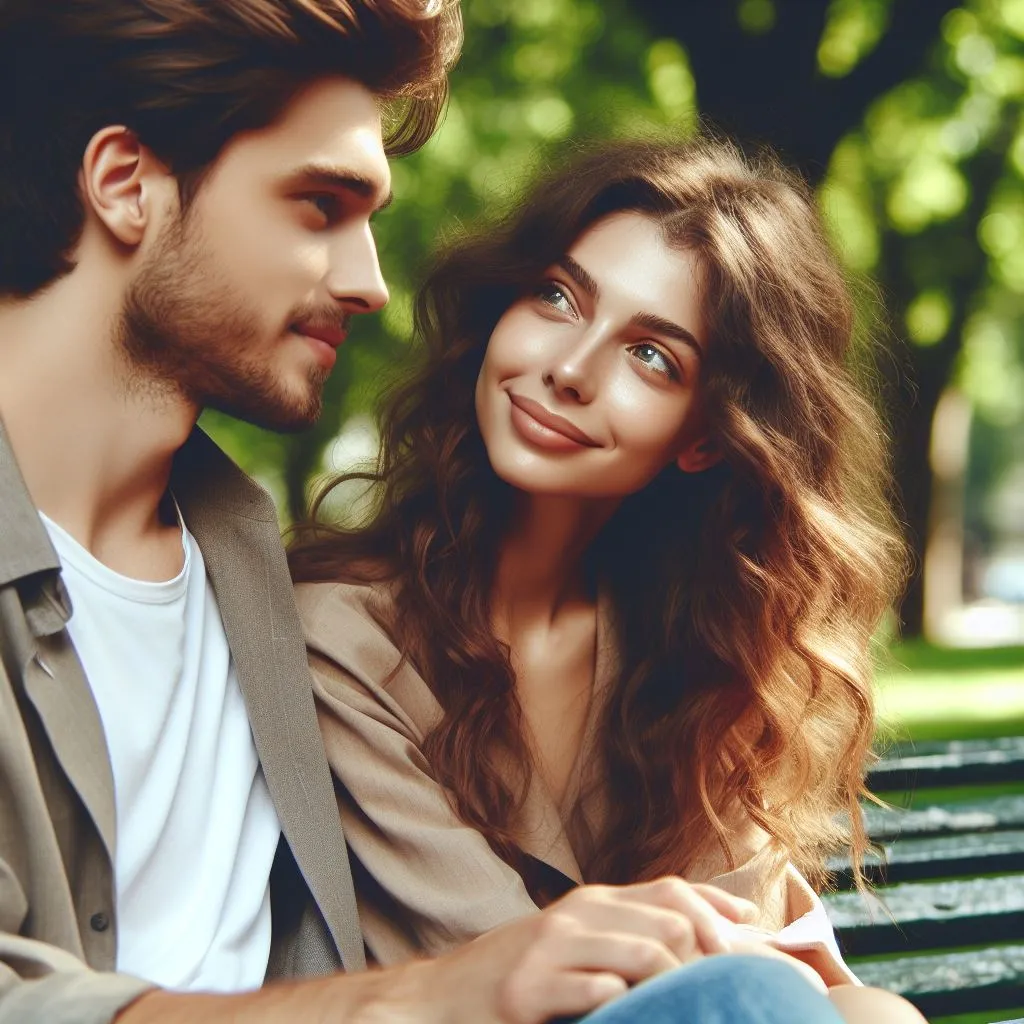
[676,435,722,474]
[79,126,160,247]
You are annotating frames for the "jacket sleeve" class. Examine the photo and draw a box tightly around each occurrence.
[310,648,541,966]
[300,586,540,967]
[0,919,152,1024]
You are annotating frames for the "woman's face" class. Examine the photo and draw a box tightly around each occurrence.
[475,211,715,500]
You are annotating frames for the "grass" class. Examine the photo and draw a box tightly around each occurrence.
[863,641,1024,1024]
[873,640,1024,744]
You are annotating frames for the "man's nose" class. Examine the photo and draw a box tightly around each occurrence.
[325,223,389,314]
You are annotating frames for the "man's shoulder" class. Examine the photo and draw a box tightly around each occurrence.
[172,427,278,524]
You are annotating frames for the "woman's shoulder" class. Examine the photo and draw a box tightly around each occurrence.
[296,577,441,728]
[294,577,401,665]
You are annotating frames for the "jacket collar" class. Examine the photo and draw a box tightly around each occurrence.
[0,419,64,597]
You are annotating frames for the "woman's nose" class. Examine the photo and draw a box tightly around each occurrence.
[543,329,605,403]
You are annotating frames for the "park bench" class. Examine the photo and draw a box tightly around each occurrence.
[824,735,1024,1022]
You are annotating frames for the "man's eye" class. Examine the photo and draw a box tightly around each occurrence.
[306,194,342,220]
[534,282,575,316]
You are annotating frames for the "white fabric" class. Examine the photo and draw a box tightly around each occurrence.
[733,866,861,988]
[41,511,281,993]
[768,891,861,986]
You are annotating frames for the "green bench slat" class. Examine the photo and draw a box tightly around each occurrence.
[834,736,1024,1018]
[824,875,1024,956]
[852,944,1024,1018]
[867,737,1024,791]
[830,829,1024,887]
[862,795,1024,842]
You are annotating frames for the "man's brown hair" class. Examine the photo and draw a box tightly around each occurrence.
[0,0,462,297]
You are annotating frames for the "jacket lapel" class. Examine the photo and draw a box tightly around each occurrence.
[172,430,365,972]
[20,614,118,861]
[0,419,117,861]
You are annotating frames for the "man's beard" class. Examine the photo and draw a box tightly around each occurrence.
[117,214,329,433]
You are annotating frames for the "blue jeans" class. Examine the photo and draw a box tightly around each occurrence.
[577,955,844,1023]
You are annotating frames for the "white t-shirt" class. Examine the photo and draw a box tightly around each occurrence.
[41,511,282,993]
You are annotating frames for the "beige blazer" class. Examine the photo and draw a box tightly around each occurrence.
[297,579,856,985]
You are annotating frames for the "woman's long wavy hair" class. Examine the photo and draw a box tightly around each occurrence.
[290,137,908,896]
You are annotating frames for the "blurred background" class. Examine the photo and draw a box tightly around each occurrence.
[204,0,1024,744]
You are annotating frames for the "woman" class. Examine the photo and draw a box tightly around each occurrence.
[290,137,912,1014]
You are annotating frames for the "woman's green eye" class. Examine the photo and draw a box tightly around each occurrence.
[630,343,677,379]
[535,282,575,315]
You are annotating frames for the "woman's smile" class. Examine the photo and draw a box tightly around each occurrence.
[507,392,602,451]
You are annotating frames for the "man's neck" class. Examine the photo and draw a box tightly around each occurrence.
[0,274,198,575]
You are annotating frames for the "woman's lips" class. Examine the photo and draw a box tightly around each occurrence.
[507,392,601,451]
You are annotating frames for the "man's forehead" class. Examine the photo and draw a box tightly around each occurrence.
[244,77,391,193]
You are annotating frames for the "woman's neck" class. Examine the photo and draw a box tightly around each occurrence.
[492,493,617,633]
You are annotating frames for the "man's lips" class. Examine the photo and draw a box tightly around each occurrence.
[508,392,601,447]
[293,323,348,348]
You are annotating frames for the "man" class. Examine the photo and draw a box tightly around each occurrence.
[0,2,856,1022]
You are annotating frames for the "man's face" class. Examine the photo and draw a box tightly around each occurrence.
[121,77,391,432]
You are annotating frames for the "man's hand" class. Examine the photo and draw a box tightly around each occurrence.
[408,877,759,1024]
[117,878,757,1024]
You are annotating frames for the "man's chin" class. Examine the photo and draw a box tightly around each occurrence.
[206,390,324,434]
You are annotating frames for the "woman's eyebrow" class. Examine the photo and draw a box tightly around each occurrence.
[630,311,704,361]
[559,255,601,299]
[560,255,703,361]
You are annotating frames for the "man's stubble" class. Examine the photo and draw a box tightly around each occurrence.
[117,211,329,433]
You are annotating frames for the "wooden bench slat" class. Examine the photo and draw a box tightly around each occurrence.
[852,944,1024,1018]
[862,794,1024,842]
[868,737,1024,791]
[824,875,1024,956]
[830,829,1024,886]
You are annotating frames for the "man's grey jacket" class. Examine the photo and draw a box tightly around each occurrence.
[0,423,364,1024]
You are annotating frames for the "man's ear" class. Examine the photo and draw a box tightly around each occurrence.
[676,434,722,474]
[79,126,161,247]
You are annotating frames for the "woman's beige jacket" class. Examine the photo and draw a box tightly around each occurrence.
[295,580,857,986]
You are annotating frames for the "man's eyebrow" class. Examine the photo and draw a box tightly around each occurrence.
[287,163,393,211]
[631,311,704,361]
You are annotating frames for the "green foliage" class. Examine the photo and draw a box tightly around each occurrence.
[817,0,1024,510]
[817,0,892,78]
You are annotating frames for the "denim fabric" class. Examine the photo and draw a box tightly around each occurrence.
[578,955,846,1024]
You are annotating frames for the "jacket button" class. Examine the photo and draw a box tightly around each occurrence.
[90,912,110,932]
